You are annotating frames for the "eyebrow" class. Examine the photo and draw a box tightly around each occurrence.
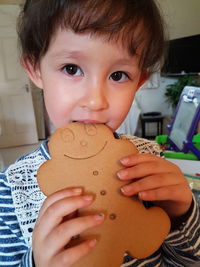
[114,58,139,67]
[50,50,86,59]
[50,50,139,68]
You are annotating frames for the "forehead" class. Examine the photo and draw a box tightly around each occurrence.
[45,28,141,67]
[49,28,124,53]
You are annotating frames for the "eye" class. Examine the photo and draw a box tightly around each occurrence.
[85,124,97,136]
[110,71,129,82]
[63,64,83,76]
[61,128,75,142]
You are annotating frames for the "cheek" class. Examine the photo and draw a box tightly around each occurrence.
[115,101,132,123]
[43,89,72,127]
[109,89,136,129]
[113,88,136,113]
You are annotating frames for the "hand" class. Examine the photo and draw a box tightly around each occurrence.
[117,154,193,220]
[32,188,104,267]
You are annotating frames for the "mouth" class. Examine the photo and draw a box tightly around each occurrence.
[64,141,108,160]
[72,120,106,124]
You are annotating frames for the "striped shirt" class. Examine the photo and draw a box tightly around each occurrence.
[0,136,200,266]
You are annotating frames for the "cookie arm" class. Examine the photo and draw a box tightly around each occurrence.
[37,159,63,196]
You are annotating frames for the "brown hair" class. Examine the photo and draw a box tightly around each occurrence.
[17,0,166,72]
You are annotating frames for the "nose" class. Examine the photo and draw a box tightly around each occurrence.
[79,82,109,111]
[80,140,87,147]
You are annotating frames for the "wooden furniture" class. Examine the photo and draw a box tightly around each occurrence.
[141,112,164,139]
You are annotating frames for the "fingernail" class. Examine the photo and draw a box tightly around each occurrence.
[117,170,127,180]
[120,157,130,165]
[72,188,82,194]
[139,192,146,199]
[82,195,93,201]
[121,186,130,193]
[95,213,105,221]
[89,239,97,248]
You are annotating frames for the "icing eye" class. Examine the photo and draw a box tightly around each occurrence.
[85,124,97,136]
[61,128,75,143]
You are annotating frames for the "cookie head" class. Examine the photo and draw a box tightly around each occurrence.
[49,123,114,159]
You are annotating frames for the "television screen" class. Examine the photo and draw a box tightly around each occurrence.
[162,34,200,75]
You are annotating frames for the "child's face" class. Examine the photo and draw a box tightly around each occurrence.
[27,29,145,131]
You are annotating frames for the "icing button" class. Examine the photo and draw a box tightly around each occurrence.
[100,190,107,195]
[109,213,117,220]
[93,170,99,176]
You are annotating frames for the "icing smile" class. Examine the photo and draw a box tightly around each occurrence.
[64,141,108,160]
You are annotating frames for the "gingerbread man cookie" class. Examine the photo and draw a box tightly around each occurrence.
[37,122,170,267]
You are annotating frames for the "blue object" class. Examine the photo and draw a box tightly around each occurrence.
[167,86,200,159]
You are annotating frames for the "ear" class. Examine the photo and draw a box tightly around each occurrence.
[136,70,148,90]
[21,56,44,89]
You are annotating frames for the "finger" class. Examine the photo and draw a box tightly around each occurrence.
[121,173,185,196]
[34,194,94,240]
[138,184,189,202]
[118,157,181,181]
[117,161,166,181]
[52,239,97,267]
[46,213,105,256]
[37,187,83,223]
[138,184,192,218]
[120,153,160,167]
[120,154,181,173]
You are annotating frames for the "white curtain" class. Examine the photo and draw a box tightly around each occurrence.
[117,99,141,136]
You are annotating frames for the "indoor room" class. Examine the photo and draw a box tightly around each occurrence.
[0,1,200,267]
[0,0,199,174]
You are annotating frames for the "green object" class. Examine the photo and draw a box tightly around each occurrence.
[155,135,168,144]
[163,151,199,160]
[156,134,200,160]
[193,134,200,150]
[184,173,200,180]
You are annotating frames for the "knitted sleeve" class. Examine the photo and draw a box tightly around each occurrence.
[0,171,34,267]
